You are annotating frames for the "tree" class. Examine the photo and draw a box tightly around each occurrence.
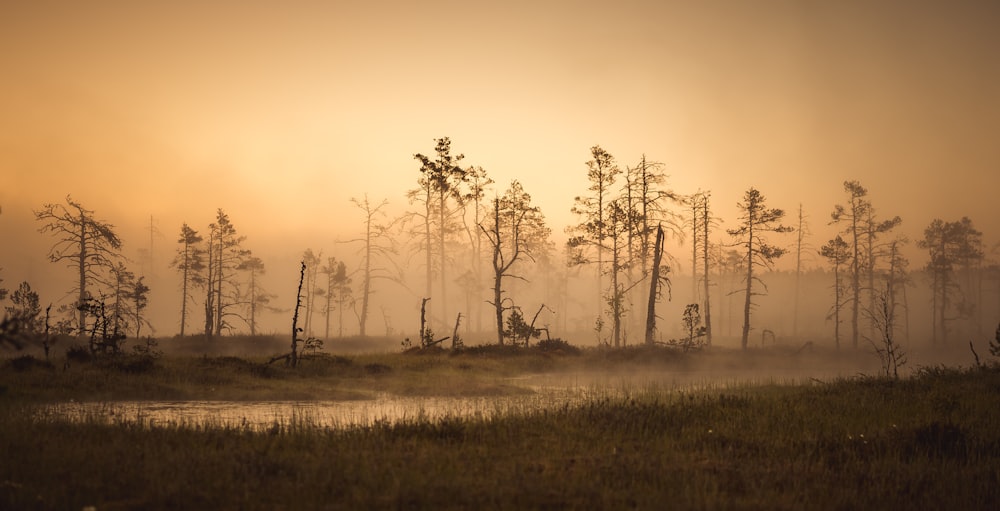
[830,181,867,349]
[689,192,716,346]
[568,145,620,318]
[108,262,136,338]
[622,156,681,339]
[919,217,983,344]
[205,209,248,337]
[131,276,150,338]
[867,285,907,379]
[5,281,42,334]
[237,255,267,336]
[458,166,493,334]
[727,188,793,350]
[604,199,632,346]
[644,224,671,345]
[792,204,812,338]
[831,180,899,348]
[301,249,323,337]
[35,196,122,334]
[347,195,401,337]
[320,257,352,338]
[861,203,902,338]
[481,181,550,345]
[885,238,911,343]
[820,236,850,349]
[412,137,467,329]
[171,223,204,337]
[624,155,681,286]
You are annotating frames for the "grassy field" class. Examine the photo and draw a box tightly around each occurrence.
[0,340,998,509]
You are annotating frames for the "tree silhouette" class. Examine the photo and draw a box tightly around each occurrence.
[820,236,850,349]
[568,145,620,318]
[131,276,150,338]
[237,255,267,336]
[604,199,632,346]
[205,209,248,337]
[481,181,550,345]
[792,204,812,338]
[458,166,493,335]
[831,180,899,348]
[108,262,136,338]
[411,137,467,328]
[5,281,42,334]
[171,223,204,337]
[727,188,793,350]
[35,196,122,334]
[919,217,983,344]
[347,195,400,337]
[644,225,671,345]
[301,248,323,338]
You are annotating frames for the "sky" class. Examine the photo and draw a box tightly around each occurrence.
[1,0,998,334]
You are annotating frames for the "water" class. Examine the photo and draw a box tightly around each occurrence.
[34,369,846,430]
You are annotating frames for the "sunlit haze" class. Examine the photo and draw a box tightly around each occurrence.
[2,0,998,337]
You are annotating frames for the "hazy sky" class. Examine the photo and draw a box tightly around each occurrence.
[1,0,998,329]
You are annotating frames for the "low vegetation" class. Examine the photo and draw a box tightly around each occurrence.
[1,339,998,509]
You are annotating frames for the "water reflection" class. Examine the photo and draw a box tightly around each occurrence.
[37,370,842,430]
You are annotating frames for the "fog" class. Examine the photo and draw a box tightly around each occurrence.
[1,0,999,352]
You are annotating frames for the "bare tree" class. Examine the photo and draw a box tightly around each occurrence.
[727,188,793,350]
[644,225,671,345]
[347,195,401,337]
[458,166,493,335]
[792,204,812,338]
[481,181,550,345]
[35,196,122,334]
[867,285,907,379]
[237,255,266,336]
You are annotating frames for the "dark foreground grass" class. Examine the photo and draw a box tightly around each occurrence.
[2,365,999,510]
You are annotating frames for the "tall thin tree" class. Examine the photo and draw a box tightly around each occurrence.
[727,188,793,350]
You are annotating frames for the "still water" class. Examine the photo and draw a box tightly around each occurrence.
[36,370,835,430]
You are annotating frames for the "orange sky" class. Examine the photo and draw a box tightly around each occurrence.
[1,0,998,333]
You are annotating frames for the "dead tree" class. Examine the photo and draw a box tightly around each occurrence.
[645,224,669,345]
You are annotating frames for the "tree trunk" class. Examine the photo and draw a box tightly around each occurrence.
[290,262,306,368]
[850,202,860,349]
[360,217,372,337]
[645,225,664,345]
[77,216,87,335]
[741,222,754,350]
[702,197,712,346]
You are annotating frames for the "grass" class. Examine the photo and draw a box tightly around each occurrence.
[0,341,998,509]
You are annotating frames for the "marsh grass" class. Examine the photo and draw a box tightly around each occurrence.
[2,361,999,510]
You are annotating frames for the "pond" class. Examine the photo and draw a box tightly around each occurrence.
[34,369,843,430]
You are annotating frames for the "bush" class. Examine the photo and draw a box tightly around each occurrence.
[65,345,92,364]
[4,355,54,372]
[532,338,580,355]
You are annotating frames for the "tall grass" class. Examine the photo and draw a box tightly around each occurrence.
[1,364,998,510]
